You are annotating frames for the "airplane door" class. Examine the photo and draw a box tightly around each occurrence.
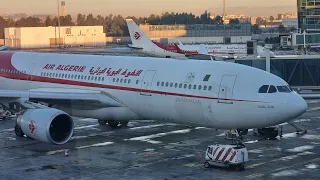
[218,75,237,104]
[28,63,36,83]
[140,70,156,96]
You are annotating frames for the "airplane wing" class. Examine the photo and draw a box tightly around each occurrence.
[0,88,124,109]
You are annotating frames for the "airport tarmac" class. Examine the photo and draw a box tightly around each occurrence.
[0,100,319,180]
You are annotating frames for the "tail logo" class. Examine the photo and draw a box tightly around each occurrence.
[134,32,142,40]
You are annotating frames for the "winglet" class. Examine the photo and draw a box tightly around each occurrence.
[126,19,153,48]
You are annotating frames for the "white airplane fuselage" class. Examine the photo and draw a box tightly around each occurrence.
[0,51,307,129]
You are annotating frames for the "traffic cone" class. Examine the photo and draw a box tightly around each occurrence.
[65,149,69,157]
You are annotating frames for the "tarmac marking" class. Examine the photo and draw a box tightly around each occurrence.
[124,129,191,144]
[246,173,265,178]
[74,124,99,130]
[183,162,202,167]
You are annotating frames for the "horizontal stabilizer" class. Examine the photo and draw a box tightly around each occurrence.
[128,44,143,49]
[0,46,9,51]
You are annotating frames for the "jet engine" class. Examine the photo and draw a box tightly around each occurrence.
[15,108,74,145]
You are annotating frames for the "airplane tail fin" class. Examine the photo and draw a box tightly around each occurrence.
[126,19,153,48]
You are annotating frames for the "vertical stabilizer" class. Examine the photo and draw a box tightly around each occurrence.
[126,19,154,48]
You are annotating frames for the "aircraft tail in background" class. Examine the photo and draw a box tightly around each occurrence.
[126,19,153,49]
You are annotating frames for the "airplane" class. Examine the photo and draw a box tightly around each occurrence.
[0,50,308,145]
[126,19,197,59]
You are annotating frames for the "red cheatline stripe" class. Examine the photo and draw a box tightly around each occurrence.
[215,148,225,161]
[221,148,232,162]
[212,147,220,157]
[229,151,237,161]
[0,72,265,103]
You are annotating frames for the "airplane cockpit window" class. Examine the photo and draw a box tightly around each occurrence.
[276,86,291,93]
[258,85,269,93]
[268,85,277,93]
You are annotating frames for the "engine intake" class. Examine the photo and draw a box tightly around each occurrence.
[16,108,74,145]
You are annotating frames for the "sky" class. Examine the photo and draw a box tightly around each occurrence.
[1,0,297,17]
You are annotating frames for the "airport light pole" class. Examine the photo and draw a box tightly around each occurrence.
[57,0,61,48]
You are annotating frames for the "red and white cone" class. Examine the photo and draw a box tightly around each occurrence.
[65,149,69,157]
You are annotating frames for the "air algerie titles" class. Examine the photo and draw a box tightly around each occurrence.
[43,64,86,72]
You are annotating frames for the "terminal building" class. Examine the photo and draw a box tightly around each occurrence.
[4,26,106,49]
[231,54,320,88]
[138,23,252,44]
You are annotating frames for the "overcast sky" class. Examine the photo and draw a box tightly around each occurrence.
[1,0,297,17]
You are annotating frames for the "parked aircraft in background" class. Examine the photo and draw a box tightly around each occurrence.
[126,19,197,59]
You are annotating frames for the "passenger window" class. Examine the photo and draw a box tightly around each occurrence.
[124,79,127,83]
[184,84,187,89]
[113,78,115,82]
[170,82,173,87]
[204,85,207,90]
[91,76,94,80]
[188,84,192,89]
[84,76,87,80]
[136,80,139,84]
[161,82,164,86]
[81,75,83,79]
[175,83,178,88]
[98,77,101,81]
[193,85,197,89]
[120,79,123,83]
[179,83,182,88]
[68,74,71,78]
[166,82,169,87]
[78,75,81,79]
[268,85,277,93]
[128,79,131,83]
[116,78,119,82]
[258,85,269,93]
[198,85,202,90]
[157,82,160,86]
[208,86,212,91]
[102,77,104,81]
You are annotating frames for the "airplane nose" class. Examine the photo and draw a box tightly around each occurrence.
[287,94,308,119]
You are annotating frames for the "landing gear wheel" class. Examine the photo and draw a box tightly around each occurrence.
[258,127,278,139]
[15,125,24,137]
[204,161,210,168]
[108,120,119,128]
[120,120,129,127]
[237,129,248,136]
[98,119,107,126]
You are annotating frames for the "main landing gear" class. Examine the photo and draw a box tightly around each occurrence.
[98,120,129,128]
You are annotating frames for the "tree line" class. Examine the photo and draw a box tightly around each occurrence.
[0,11,233,38]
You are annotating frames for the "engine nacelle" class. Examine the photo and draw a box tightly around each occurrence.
[16,108,74,145]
